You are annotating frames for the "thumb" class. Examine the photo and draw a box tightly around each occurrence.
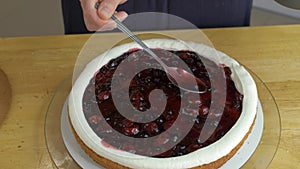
[97,0,123,20]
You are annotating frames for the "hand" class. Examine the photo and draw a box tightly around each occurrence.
[80,0,128,31]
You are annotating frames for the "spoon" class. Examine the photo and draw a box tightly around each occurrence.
[111,15,207,93]
[95,2,207,93]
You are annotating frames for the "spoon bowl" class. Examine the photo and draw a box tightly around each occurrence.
[166,66,207,93]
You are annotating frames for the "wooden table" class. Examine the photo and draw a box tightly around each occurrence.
[0,25,299,169]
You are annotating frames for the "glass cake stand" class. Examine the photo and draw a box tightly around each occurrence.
[44,67,281,169]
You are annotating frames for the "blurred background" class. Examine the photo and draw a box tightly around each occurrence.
[0,0,300,37]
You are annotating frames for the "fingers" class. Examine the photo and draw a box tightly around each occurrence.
[97,0,127,20]
[120,0,128,4]
[98,11,128,31]
[80,0,128,31]
[113,11,128,22]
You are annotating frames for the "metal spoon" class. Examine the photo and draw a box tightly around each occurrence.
[95,3,207,93]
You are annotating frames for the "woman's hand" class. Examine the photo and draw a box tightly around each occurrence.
[80,0,128,31]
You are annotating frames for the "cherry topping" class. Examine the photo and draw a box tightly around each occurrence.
[82,49,243,158]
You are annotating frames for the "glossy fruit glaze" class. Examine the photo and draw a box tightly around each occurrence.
[82,49,243,157]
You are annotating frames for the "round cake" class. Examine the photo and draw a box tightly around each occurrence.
[68,39,257,169]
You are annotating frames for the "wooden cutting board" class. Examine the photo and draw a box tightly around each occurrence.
[0,69,11,124]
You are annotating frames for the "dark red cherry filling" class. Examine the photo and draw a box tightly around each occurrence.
[82,49,243,158]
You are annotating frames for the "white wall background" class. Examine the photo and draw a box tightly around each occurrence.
[0,0,64,37]
[253,0,300,19]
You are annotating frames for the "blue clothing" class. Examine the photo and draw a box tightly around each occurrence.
[118,0,253,28]
[62,0,253,34]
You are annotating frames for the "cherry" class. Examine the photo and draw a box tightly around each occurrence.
[199,105,209,116]
[97,91,110,101]
[124,124,140,136]
[187,144,201,152]
[143,122,159,134]
[123,119,134,128]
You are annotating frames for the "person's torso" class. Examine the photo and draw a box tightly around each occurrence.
[117,0,253,28]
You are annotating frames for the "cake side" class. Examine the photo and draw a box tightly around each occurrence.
[68,111,256,169]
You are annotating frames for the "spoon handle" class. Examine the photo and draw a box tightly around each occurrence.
[94,2,161,64]
[111,16,147,49]
[94,2,163,65]
[111,15,166,67]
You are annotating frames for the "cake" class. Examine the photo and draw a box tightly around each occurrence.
[68,39,257,169]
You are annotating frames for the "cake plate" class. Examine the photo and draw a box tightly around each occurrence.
[44,70,281,169]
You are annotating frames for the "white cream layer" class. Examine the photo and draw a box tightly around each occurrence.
[68,39,257,169]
